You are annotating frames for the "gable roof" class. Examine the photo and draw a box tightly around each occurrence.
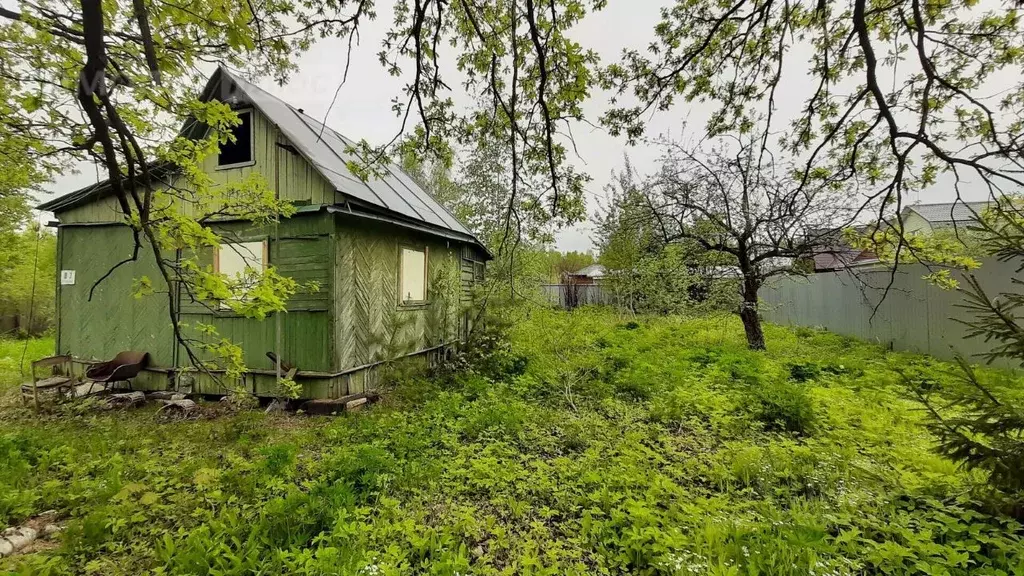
[39,66,487,254]
[811,246,878,272]
[903,201,991,225]
[570,264,605,278]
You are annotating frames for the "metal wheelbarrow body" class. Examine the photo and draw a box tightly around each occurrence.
[86,351,150,392]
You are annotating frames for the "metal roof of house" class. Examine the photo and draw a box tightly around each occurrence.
[571,264,606,278]
[904,201,991,224]
[812,246,878,272]
[39,66,487,254]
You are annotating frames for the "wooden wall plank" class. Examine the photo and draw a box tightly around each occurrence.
[56,226,175,366]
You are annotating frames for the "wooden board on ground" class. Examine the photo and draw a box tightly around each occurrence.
[299,392,379,415]
[156,399,199,419]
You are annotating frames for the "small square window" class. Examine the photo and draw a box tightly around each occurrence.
[218,109,253,168]
[400,247,427,304]
[215,240,266,309]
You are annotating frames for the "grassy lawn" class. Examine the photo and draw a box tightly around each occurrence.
[1,310,1022,575]
[0,336,55,390]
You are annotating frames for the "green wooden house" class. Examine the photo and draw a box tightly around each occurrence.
[38,67,489,399]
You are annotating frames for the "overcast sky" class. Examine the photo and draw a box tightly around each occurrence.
[35,0,1001,253]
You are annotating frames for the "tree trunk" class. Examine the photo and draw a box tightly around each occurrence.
[739,277,766,350]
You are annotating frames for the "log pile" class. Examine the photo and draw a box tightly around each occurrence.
[156,399,199,420]
[106,391,146,409]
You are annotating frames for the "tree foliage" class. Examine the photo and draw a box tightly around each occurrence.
[0,0,603,382]
[0,225,56,337]
[601,133,859,349]
[603,0,1024,242]
[595,159,739,316]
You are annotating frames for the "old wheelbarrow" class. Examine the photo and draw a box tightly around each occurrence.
[85,351,150,393]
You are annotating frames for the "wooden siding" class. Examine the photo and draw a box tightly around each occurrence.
[59,196,121,224]
[178,108,335,213]
[275,137,337,205]
[178,212,334,373]
[55,108,336,226]
[56,226,175,367]
[179,311,332,372]
[334,217,462,370]
[459,244,486,337]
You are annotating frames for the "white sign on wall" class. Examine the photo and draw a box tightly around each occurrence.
[60,270,76,285]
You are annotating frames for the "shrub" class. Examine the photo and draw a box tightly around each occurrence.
[745,380,816,434]
[787,361,821,382]
[649,381,742,434]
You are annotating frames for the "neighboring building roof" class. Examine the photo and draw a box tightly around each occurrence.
[812,246,877,272]
[704,265,742,279]
[38,66,488,255]
[570,264,606,278]
[903,201,990,225]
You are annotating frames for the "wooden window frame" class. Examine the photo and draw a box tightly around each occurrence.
[216,108,256,170]
[213,239,268,274]
[398,244,429,307]
[214,239,268,310]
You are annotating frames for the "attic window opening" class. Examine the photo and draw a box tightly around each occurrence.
[218,109,254,168]
[400,246,427,304]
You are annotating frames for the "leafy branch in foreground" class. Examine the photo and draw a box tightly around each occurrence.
[0,0,600,386]
[604,0,1024,244]
[910,356,1024,494]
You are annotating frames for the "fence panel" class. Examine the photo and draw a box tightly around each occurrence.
[541,284,615,308]
[761,258,1021,368]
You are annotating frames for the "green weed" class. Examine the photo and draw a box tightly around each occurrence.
[2,312,1023,575]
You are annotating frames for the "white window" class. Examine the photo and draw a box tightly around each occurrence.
[216,241,266,308]
[400,246,427,304]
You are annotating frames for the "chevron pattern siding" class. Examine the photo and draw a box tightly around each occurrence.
[348,226,399,366]
[334,219,463,369]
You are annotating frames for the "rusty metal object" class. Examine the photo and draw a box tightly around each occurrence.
[85,351,149,384]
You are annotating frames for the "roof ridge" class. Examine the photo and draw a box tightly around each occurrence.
[39,65,489,256]
[221,67,472,231]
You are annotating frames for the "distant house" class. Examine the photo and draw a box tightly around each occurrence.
[806,201,991,272]
[811,246,878,272]
[899,201,990,234]
[38,66,489,399]
[564,264,606,285]
[805,226,879,272]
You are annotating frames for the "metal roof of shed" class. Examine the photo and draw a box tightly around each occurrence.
[903,201,991,224]
[39,66,486,254]
[570,264,606,278]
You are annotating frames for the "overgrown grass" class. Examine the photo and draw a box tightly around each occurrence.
[1,311,1023,575]
[0,336,54,390]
